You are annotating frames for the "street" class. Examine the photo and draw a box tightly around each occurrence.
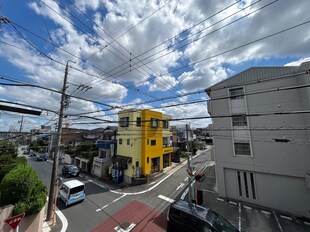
[27,150,310,232]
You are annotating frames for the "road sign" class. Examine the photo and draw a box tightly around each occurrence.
[4,213,25,230]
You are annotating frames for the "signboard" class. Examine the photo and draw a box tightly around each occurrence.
[4,213,25,230]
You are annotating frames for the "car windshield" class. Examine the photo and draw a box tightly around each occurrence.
[69,166,78,171]
[206,210,237,232]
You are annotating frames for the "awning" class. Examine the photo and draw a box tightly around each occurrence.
[115,155,132,164]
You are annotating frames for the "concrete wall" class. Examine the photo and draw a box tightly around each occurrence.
[208,65,310,218]
[0,204,45,232]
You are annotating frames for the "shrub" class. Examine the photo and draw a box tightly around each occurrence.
[0,164,47,216]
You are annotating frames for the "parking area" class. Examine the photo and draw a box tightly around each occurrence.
[199,165,310,232]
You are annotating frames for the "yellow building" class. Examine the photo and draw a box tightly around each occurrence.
[116,109,173,184]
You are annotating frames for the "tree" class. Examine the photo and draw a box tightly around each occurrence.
[0,144,27,182]
[0,164,47,216]
[0,141,16,157]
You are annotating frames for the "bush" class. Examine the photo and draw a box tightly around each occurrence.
[0,164,47,216]
[0,155,27,182]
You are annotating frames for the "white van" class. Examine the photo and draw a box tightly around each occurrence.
[59,180,85,207]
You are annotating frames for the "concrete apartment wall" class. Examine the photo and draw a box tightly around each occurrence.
[207,63,310,218]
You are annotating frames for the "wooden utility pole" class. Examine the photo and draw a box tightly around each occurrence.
[46,60,74,222]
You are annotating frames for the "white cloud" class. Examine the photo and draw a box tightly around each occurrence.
[284,57,310,66]
[0,0,310,131]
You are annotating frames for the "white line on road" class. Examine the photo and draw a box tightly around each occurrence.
[56,207,68,232]
[273,211,283,232]
[200,189,215,194]
[238,203,241,232]
[176,183,185,190]
[181,188,189,200]
[158,195,175,203]
[96,194,127,212]
[148,181,156,185]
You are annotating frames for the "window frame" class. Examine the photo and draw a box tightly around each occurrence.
[127,139,130,145]
[151,118,159,128]
[120,117,129,127]
[119,138,122,145]
[163,120,169,129]
[234,142,251,156]
[229,87,244,100]
[150,139,156,146]
[232,115,247,126]
[136,117,141,127]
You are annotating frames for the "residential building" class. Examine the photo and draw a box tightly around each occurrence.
[92,126,117,178]
[116,109,173,184]
[205,61,310,218]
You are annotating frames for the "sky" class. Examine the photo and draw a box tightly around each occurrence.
[0,0,309,132]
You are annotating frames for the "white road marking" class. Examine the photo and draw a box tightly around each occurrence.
[261,210,271,215]
[243,205,252,210]
[181,188,189,200]
[110,159,188,196]
[158,195,175,203]
[217,197,224,202]
[56,207,68,232]
[96,194,127,212]
[229,201,237,205]
[148,182,156,185]
[238,203,242,232]
[273,211,283,232]
[280,215,292,221]
[176,183,185,190]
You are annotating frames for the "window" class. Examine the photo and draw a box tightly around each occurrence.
[234,142,251,156]
[119,139,122,144]
[147,139,149,145]
[127,139,130,145]
[163,120,169,128]
[229,87,244,99]
[232,115,247,126]
[237,171,242,196]
[136,117,141,127]
[163,137,169,147]
[120,117,129,127]
[147,157,149,163]
[151,118,159,128]
[151,140,156,146]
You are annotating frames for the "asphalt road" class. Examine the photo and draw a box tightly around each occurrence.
[26,150,310,232]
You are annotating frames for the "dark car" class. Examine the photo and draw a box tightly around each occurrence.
[62,164,80,177]
[167,200,239,232]
[37,153,48,161]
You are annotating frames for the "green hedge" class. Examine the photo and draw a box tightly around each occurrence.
[0,164,47,216]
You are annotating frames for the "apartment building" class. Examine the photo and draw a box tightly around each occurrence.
[116,109,173,184]
[205,61,310,218]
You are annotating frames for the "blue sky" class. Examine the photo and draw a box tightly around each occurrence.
[0,0,309,131]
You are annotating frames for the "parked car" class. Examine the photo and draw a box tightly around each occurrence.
[167,200,239,232]
[62,164,80,177]
[37,153,48,161]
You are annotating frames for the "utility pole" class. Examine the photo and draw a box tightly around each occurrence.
[186,124,193,203]
[46,60,74,222]
[16,115,24,155]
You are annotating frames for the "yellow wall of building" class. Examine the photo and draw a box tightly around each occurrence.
[117,109,142,178]
[142,110,163,175]
[117,109,173,179]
